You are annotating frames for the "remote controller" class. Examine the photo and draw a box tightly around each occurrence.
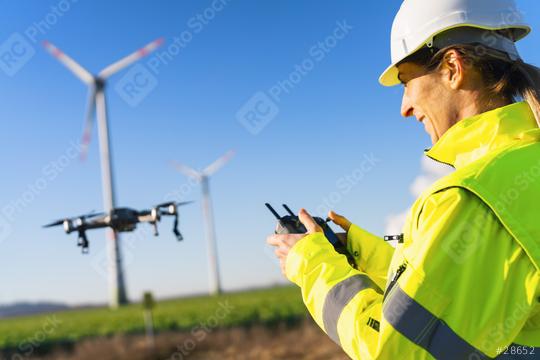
[265,203,356,267]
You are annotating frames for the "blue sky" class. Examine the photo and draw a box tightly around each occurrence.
[0,0,539,305]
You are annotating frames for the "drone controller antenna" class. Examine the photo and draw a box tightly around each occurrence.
[282,204,296,217]
[265,203,282,220]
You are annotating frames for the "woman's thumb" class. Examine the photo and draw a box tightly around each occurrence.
[327,211,351,232]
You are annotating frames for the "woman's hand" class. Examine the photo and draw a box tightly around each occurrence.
[327,211,352,246]
[266,208,322,276]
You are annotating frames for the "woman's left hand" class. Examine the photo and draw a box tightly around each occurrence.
[266,208,322,276]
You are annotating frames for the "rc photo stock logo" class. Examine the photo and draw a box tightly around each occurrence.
[0,33,36,76]
[0,0,80,76]
[114,63,159,107]
[236,20,353,135]
[236,91,280,135]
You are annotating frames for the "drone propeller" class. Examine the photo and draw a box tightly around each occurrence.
[154,201,193,209]
[155,201,193,218]
[77,210,105,219]
[43,219,66,228]
[43,211,104,229]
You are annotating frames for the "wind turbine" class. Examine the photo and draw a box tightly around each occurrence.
[43,38,164,308]
[173,150,235,296]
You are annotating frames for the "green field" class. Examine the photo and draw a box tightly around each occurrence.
[0,286,307,352]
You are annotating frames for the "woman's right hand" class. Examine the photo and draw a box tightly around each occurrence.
[328,211,352,246]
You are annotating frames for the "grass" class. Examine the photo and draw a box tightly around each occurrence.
[0,286,307,352]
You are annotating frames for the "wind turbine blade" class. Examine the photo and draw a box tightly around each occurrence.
[42,41,94,84]
[80,88,97,161]
[154,200,194,209]
[98,37,164,79]
[203,150,236,176]
[171,161,202,180]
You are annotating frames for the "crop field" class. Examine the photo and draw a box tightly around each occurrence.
[0,286,323,358]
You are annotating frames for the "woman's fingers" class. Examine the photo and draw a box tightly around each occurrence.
[267,233,306,247]
[274,247,288,258]
[298,208,323,234]
[328,211,352,232]
[267,207,328,277]
[266,234,281,246]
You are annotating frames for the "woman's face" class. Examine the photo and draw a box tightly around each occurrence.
[397,61,459,144]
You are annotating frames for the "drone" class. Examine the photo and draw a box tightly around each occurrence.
[43,201,192,254]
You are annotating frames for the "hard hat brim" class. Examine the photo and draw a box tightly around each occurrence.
[379,63,401,87]
[379,24,532,87]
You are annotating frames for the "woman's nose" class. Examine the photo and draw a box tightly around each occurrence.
[401,92,414,118]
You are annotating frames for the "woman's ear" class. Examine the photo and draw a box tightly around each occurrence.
[441,49,465,90]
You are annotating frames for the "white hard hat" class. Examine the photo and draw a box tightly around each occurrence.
[379,0,531,86]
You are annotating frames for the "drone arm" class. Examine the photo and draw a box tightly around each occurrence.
[136,209,160,236]
[137,213,154,223]
[84,215,109,230]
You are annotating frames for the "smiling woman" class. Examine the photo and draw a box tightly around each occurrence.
[267,0,540,359]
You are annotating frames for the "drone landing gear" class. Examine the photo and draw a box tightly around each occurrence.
[173,214,183,241]
[77,230,89,254]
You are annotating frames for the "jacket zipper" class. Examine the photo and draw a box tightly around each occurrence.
[384,263,407,301]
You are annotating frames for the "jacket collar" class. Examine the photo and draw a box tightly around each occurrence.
[425,102,538,169]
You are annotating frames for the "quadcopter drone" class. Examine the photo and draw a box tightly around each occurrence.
[43,201,192,254]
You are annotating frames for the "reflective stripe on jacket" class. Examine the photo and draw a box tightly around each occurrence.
[286,102,540,359]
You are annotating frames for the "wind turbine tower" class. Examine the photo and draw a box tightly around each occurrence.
[173,150,235,296]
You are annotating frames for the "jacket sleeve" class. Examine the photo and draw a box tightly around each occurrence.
[346,225,394,290]
[286,188,540,359]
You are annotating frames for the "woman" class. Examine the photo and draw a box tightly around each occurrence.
[267,0,540,358]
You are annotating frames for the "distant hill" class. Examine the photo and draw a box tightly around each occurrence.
[0,302,70,318]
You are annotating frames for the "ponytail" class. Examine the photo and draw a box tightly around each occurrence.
[513,61,540,125]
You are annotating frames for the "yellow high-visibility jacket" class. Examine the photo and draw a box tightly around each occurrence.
[286,102,540,359]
